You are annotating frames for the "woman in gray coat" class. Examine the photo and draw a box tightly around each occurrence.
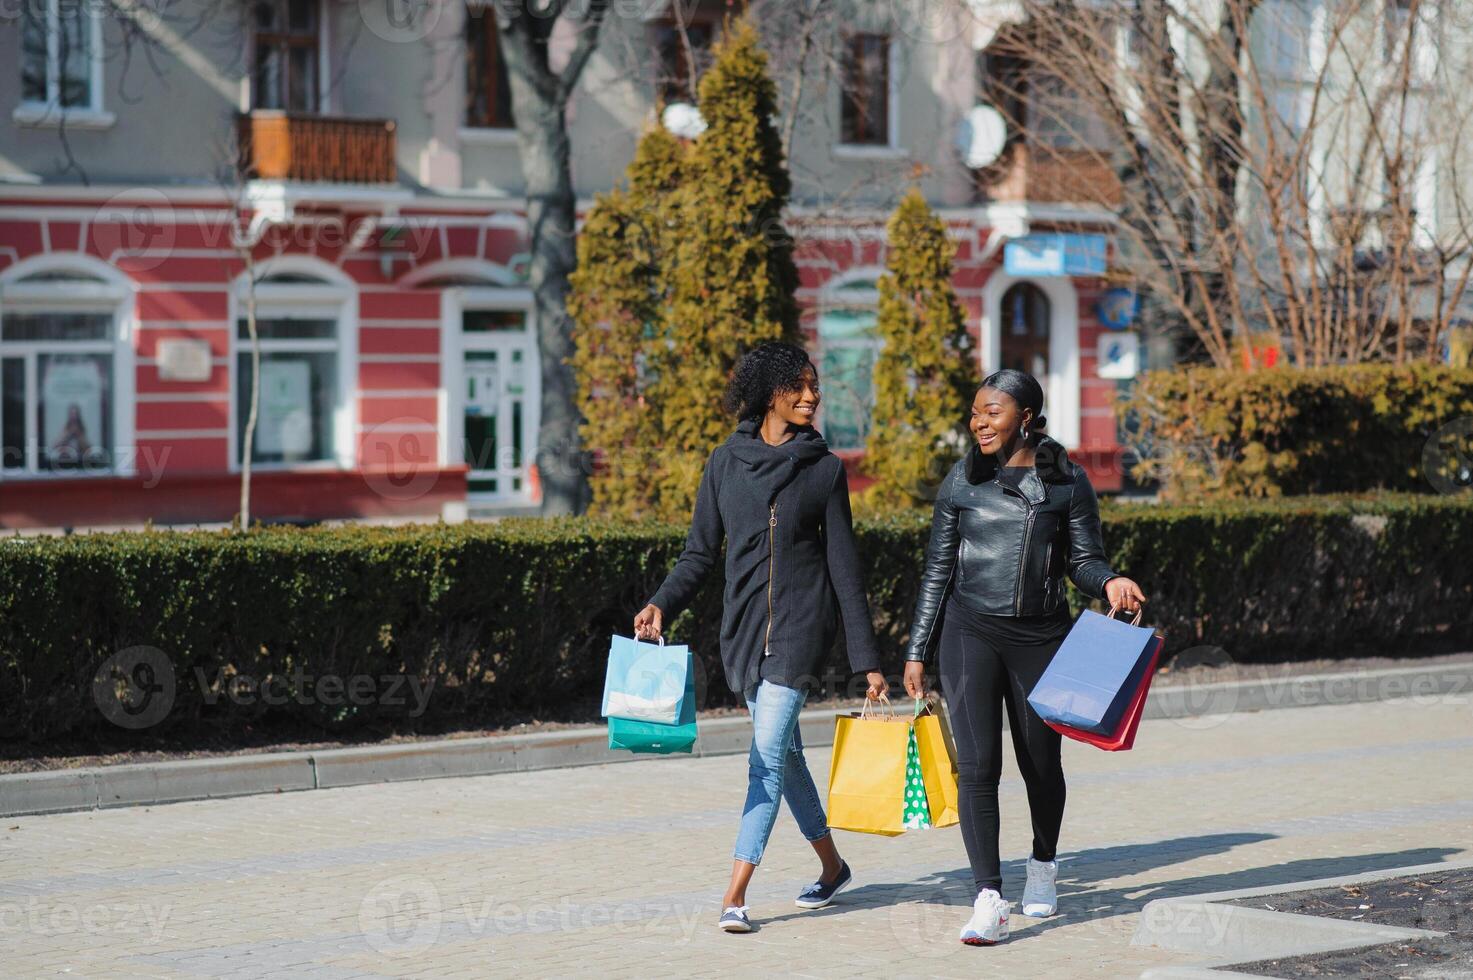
[634,342,886,934]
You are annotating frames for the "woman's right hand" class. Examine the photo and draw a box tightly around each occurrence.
[633,603,663,641]
[903,661,927,699]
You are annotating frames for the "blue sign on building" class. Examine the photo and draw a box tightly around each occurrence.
[1003,233,1109,277]
[1096,287,1140,330]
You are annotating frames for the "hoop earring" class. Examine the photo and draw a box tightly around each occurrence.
[1021,422,1030,441]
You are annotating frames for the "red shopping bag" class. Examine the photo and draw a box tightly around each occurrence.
[1045,635,1163,751]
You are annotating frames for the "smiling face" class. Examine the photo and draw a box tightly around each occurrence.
[970,385,1032,455]
[770,366,821,427]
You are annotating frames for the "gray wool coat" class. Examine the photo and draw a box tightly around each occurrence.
[648,418,881,695]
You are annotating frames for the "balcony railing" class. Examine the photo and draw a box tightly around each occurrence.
[979,143,1122,209]
[237,111,397,184]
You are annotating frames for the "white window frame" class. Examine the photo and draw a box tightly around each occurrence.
[247,0,332,114]
[816,269,884,452]
[458,1,518,144]
[1384,0,1440,83]
[438,283,539,507]
[833,32,905,160]
[0,254,137,479]
[13,0,114,129]
[1413,150,1438,249]
[228,258,357,473]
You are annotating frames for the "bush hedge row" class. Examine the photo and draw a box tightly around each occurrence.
[1119,364,1473,500]
[2,491,1470,742]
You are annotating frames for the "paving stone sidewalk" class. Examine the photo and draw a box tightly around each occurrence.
[2,696,1470,978]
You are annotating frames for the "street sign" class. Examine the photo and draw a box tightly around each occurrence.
[156,338,213,382]
[1097,331,1140,379]
[1097,287,1139,330]
[1004,233,1109,277]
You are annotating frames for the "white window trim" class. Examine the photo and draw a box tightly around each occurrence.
[228,259,357,474]
[438,284,538,506]
[458,126,521,146]
[14,0,113,129]
[817,268,885,452]
[979,271,1081,450]
[833,32,904,158]
[1413,150,1439,249]
[1384,0,1440,84]
[0,254,138,480]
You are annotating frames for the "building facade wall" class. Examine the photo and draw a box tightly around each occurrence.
[0,4,1126,528]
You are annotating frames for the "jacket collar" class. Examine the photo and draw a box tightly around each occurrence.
[726,417,830,503]
[727,417,829,464]
[964,435,1075,505]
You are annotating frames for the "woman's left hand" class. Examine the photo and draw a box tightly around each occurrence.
[864,671,888,701]
[1105,576,1148,615]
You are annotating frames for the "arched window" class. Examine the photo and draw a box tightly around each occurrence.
[999,282,1050,378]
[817,276,881,451]
[1,261,133,474]
[232,265,353,468]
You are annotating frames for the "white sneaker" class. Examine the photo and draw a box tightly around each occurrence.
[1021,857,1058,917]
[959,888,1010,945]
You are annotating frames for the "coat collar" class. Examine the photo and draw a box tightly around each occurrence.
[727,417,829,465]
[964,435,1076,505]
[725,417,830,504]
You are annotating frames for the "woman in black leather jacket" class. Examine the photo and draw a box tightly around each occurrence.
[902,369,1145,946]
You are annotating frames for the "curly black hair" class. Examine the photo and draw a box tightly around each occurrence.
[723,341,817,420]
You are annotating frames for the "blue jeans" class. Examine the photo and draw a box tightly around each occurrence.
[732,680,831,865]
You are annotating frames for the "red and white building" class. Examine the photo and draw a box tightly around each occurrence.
[0,2,1128,529]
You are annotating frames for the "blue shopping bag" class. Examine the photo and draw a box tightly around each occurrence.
[601,634,691,725]
[1027,609,1158,736]
[608,645,698,754]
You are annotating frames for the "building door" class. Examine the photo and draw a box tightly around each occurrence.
[983,275,1080,449]
[1000,282,1050,378]
[456,306,538,505]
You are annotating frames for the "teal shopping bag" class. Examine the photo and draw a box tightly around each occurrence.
[608,646,697,754]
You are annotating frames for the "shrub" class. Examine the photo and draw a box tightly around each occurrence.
[1120,363,1473,500]
[654,16,802,519]
[860,189,975,509]
[2,492,1470,743]
[568,17,799,522]
[569,126,686,520]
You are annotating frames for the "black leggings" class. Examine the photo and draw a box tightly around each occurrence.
[937,603,1067,896]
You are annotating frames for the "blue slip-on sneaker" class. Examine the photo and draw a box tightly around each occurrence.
[795,861,852,910]
[718,906,753,933]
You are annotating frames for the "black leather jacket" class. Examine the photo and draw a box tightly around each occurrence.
[904,437,1119,662]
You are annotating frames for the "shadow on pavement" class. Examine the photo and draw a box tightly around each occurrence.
[760,833,1462,937]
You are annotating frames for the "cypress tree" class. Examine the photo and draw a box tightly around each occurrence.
[569,126,687,518]
[653,17,801,518]
[862,188,975,509]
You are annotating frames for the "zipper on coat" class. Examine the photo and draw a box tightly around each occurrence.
[764,503,777,656]
[1014,509,1035,615]
[1043,540,1055,610]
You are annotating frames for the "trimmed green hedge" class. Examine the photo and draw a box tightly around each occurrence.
[2,492,1470,741]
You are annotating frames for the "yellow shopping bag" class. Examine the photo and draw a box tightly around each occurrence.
[826,699,910,836]
[912,699,960,829]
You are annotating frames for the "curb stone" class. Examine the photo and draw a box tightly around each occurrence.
[1132,857,1473,979]
[1,658,1469,819]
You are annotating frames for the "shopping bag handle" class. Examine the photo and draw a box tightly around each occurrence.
[912,696,939,719]
[1107,604,1144,626]
[859,693,895,720]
